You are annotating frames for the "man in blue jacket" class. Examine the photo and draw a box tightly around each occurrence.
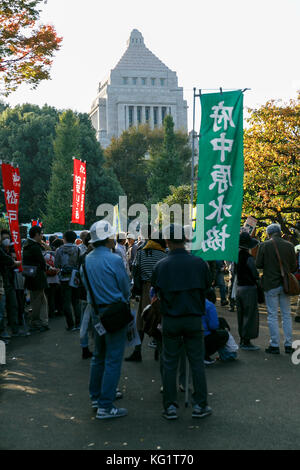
[151,224,212,420]
[81,220,131,420]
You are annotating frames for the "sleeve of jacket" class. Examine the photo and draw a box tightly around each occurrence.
[115,257,131,302]
[288,245,297,273]
[36,245,46,271]
[0,247,15,268]
[206,301,220,331]
[255,244,264,269]
[247,256,259,280]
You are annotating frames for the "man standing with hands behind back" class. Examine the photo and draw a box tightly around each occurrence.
[151,224,212,420]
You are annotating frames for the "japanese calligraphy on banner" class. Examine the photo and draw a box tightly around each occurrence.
[193,90,244,262]
[71,158,86,225]
[1,163,22,263]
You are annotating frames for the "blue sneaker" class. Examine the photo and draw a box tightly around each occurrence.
[162,404,178,420]
[96,407,128,420]
[0,331,11,340]
[91,400,98,409]
[192,405,212,419]
[240,342,260,351]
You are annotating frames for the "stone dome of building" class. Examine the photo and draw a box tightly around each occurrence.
[90,29,187,148]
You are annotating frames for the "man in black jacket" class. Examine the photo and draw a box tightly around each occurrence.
[22,226,49,332]
[151,224,212,420]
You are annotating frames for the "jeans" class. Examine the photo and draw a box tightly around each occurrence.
[162,315,208,410]
[265,285,293,347]
[89,325,127,410]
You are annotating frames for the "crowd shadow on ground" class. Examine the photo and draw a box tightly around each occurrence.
[0,297,300,450]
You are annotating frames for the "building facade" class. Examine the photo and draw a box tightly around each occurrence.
[90,29,188,148]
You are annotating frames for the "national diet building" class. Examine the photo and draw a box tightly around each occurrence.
[89,29,188,148]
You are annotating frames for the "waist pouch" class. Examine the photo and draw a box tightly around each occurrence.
[61,266,74,276]
[99,302,133,333]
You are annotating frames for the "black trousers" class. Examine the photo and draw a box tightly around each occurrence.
[162,315,208,410]
[16,289,25,326]
[46,284,58,317]
[204,330,229,358]
[5,283,19,333]
[60,282,81,328]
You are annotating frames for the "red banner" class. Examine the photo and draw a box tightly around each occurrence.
[1,163,22,263]
[71,158,86,225]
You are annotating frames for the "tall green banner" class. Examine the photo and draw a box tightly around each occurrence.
[193,90,244,262]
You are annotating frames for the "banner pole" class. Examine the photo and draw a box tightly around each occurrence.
[190,87,196,208]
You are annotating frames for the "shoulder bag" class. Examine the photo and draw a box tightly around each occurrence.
[271,238,300,296]
[22,265,38,278]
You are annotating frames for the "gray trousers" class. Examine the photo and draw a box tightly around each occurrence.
[29,290,48,327]
[161,315,208,410]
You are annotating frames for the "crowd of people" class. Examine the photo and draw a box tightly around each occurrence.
[0,221,299,421]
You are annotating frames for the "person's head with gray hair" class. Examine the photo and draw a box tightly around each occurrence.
[266,223,281,238]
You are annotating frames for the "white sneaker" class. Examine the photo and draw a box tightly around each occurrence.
[204,358,216,365]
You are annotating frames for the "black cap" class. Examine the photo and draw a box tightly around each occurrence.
[239,231,259,249]
[163,224,185,243]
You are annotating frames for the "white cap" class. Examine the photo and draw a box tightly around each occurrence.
[89,220,116,243]
[127,233,136,240]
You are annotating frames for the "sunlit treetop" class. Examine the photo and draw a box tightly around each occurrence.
[0,0,62,95]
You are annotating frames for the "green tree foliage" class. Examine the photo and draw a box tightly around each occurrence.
[147,115,184,204]
[77,113,123,228]
[163,184,196,207]
[0,100,7,113]
[43,110,80,233]
[104,127,149,207]
[104,120,191,207]
[0,103,59,222]
[0,105,122,231]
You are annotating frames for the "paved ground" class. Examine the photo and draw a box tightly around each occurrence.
[0,298,300,451]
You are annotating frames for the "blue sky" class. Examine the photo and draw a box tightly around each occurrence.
[4,0,300,131]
